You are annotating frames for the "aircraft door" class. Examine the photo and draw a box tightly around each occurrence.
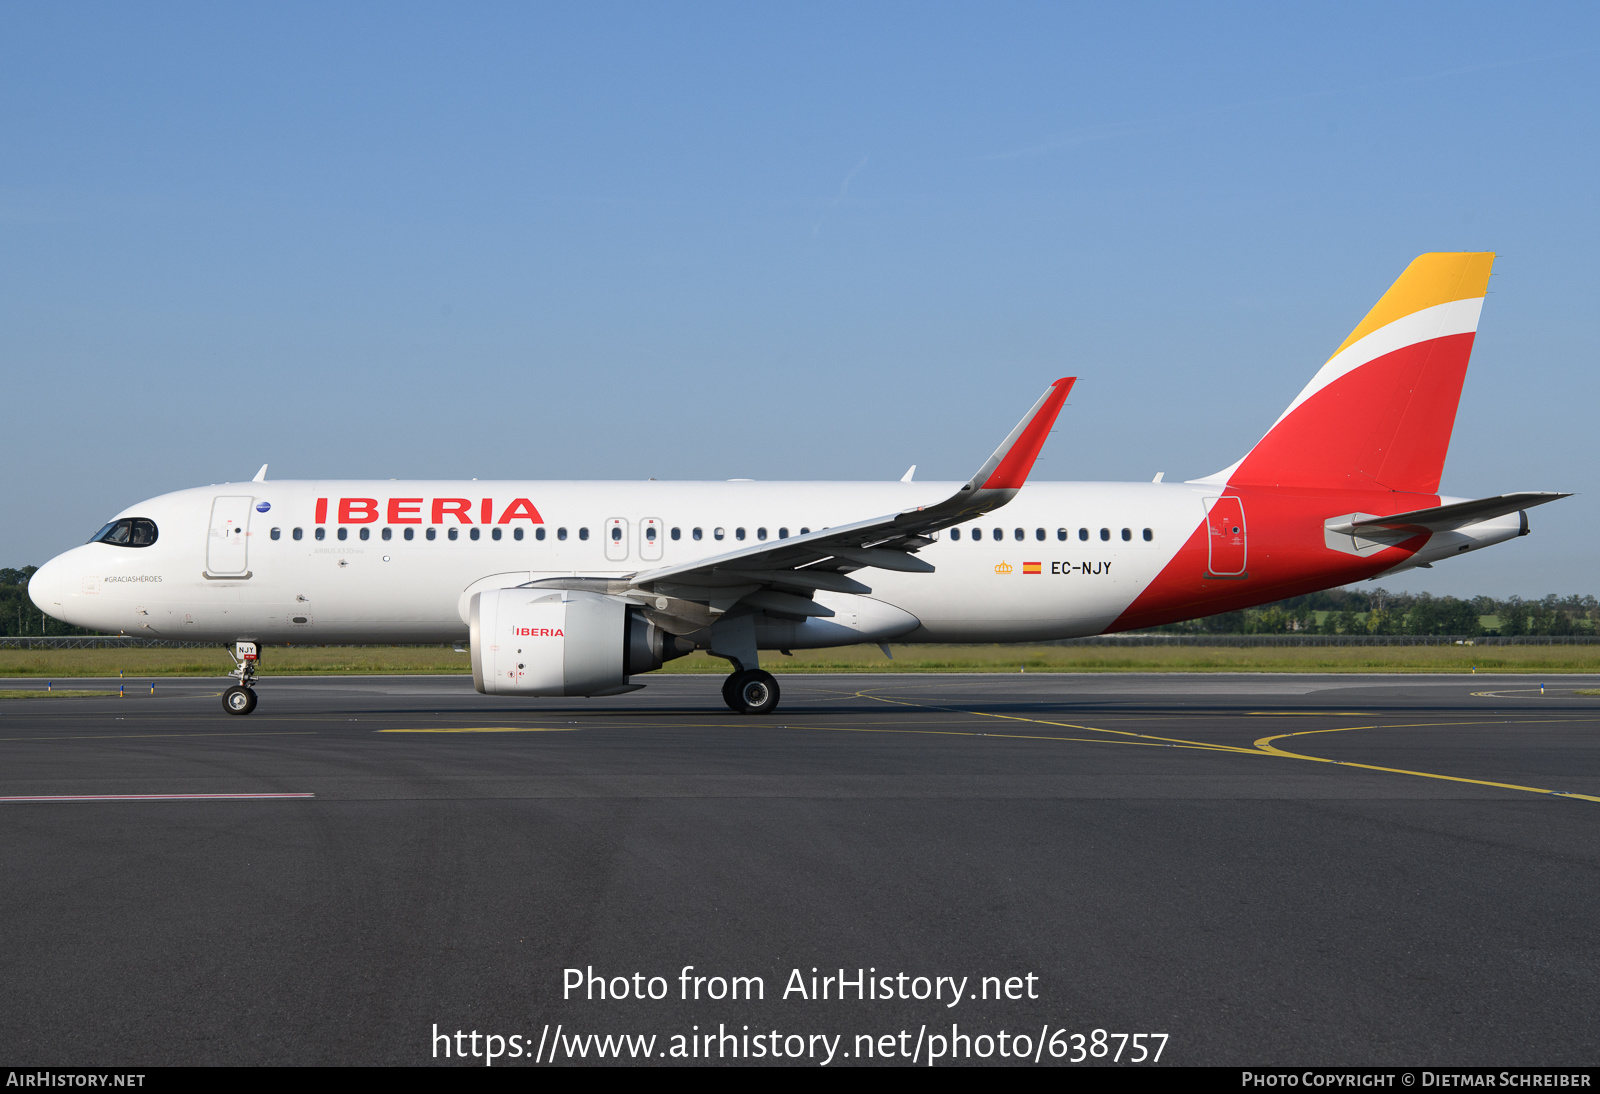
[640,517,663,561]
[1204,497,1247,576]
[207,496,254,575]
[604,518,629,562]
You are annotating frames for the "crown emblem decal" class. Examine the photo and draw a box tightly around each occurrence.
[994,561,1014,574]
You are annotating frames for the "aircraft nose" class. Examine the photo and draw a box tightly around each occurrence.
[28,555,69,616]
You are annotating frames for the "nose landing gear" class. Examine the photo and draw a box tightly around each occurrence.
[223,641,260,715]
[722,669,780,715]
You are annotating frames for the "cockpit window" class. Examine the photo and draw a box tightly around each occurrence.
[92,518,158,548]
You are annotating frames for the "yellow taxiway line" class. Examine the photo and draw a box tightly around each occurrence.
[855,689,1600,804]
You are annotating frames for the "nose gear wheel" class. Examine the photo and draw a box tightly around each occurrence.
[223,685,257,715]
[223,642,261,715]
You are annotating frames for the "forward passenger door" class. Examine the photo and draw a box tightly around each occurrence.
[206,496,254,576]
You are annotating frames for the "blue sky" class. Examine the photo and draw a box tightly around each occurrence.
[2,3,1595,597]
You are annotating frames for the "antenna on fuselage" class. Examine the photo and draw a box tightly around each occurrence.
[252,464,268,483]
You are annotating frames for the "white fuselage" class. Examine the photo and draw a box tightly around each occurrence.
[30,479,1217,646]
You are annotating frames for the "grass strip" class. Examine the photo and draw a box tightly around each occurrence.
[0,689,121,698]
[4,644,1600,677]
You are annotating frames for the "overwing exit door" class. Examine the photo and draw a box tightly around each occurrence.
[207,496,254,576]
[640,518,663,561]
[1204,496,1247,576]
[604,518,629,562]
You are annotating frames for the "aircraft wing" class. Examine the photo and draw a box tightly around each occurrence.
[1333,492,1571,536]
[522,377,1074,628]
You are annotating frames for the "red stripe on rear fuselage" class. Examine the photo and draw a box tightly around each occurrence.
[1107,487,1433,632]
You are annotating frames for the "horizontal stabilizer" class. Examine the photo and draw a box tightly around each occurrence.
[1330,492,1571,537]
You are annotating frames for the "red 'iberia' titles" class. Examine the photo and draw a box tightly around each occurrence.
[314,498,545,525]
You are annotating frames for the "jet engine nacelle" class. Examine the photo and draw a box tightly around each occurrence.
[470,588,677,696]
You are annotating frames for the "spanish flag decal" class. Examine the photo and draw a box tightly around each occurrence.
[1022,562,1042,575]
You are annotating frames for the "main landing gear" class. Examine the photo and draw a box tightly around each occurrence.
[223,641,260,716]
[722,668,780,715]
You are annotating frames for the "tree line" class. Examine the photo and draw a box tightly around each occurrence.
[1151,589,1600,637]
[0,566,96,637]
[2,564,1595,639]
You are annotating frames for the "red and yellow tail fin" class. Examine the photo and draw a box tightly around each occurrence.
[1205,252,1495,494]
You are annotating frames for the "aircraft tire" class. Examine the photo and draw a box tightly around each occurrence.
[223,685,257,716]
[721,673,742,710]
[730,669,780,715]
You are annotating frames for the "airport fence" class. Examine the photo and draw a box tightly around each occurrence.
[0,636,216,649]
[3,634,1598,651]
[1051,634,1600,647]
[0,636,462,650]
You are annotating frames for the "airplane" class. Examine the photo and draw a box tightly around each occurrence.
[28,252,1568,716]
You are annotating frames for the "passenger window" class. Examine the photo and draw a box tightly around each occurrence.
[610,526,622,541]
[381,527,392,541]
[557,528,568,541]
[800,527,810,535]
[315,528,326,541]
[578,528,589,541]
[448,528,459,541]
[1035,528,1045,541]
[714,528,725,541]
[1056,528,1067,541]
[646,526,657,542]
[1014,528,1024,541]
[403,527,414,541]
[1078,528,1088,541]
[736,528,746,541]
[359,528,370,541]
[992,528,1003,542]
[513,527,523,541]
[338,528,348,541]
[756,527,767,541]
[270,528,281,541]
[492,528,502,541]
[1100,528,1110,541]
[1121,528,1131,541]
[950,528,961,541]
[1143,528,1153,541]
[293,527,303,541]
[426,528,436,541]
[535,527,545,541]
[693,528,703,541]
[778,527,788,539]
[671,528,681,541]
[470,528,481,541]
